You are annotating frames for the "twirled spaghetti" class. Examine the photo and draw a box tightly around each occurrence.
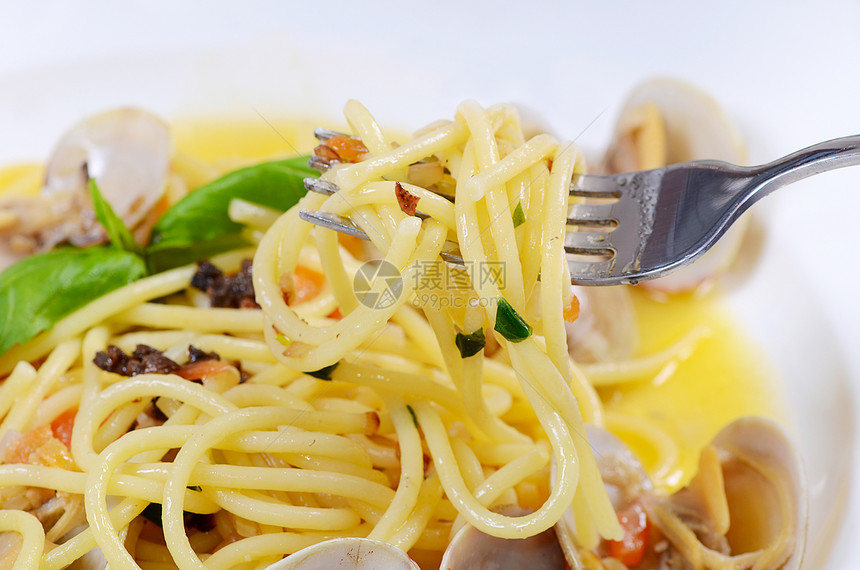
[254,99,622,544]
[0,94,794,570]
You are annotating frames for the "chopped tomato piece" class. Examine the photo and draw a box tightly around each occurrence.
[4,422,77,469]
[291,266,325,305]
[328,307,343,319]
[394,182,420,216]
[4,425,53,464]
[178,359,235,382]
[322,135,369,163]
[178,359,241,392]
[607,501,650,566]
[563,294,580,323]
[50,409,77,449]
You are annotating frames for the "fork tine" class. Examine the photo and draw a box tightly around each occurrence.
[304,178,339,195]
[303,177,433,219]
[299,208,466,265]
[569,174,623,199]
[308,155,331,173]
[313,128,348,142]
[567,203,618,226]
[567,258,618,283]
[563,230,615,255]
[439,249,465,265]
[298,210,370,240]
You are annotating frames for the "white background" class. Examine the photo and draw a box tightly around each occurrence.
[1,1,858,567]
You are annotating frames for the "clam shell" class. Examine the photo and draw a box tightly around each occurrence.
[648,416,807,569]
[440,506,566,570]
[45,107,170,230]
[710,416,807,569]
[265,537,419,570]
[552,426,652,568]
[550,418,806,569]
[605,77,746,167]
[0,108,171,269]
[602,77,749,293]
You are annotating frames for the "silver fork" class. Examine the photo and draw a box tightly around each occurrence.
[299,134,860,285]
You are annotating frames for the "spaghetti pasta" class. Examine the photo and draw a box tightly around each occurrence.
[253,100,621,541]
[0,96,796,569]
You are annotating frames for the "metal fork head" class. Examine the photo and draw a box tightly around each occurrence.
[565,170,665,285]
[567,162,760,285]
[299,168,659,284]
[300,131,860,286]
[302,127,667,286]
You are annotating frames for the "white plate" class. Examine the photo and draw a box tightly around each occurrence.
[1,2,858,567]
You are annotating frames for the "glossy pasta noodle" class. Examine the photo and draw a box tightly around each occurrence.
[256,100,623,542]
[0,93,799,570]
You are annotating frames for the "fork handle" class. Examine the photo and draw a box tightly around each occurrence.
[751,134,860,197]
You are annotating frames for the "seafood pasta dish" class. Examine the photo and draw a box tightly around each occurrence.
[0,78,805,569]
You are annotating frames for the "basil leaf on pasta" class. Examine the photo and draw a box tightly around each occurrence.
[406,404,419,428]
[0,247,147,355]
[146,156,317,272]
[307,362,339,381]
[512,201,526,228]
[494,298,533,343]
[140,503,164,526]
[455,328,486,358]
[89,179,141,254]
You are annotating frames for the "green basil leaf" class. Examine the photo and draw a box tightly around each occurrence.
[455,328,486,358]
[406,404,419,428]
[0,247,147,355]
[493,297,532,343]
[146,156,317,272]
[89,179,141,254]
[512,201,526,228]
[307,362,339,381]
[150,232,252,273]
[140,502,164,526]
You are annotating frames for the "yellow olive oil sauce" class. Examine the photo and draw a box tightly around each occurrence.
[0,162,44,198]
[604,286,789,493]
[171,118,322,164]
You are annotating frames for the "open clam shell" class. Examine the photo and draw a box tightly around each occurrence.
[602,77,746,170]
[44,107,171,230]
[600,77,749,293]
[549,417,806,569]
[0,108,170,269]
[706,416,806,569]
[439,505,566,570]
[265,537,420,570]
